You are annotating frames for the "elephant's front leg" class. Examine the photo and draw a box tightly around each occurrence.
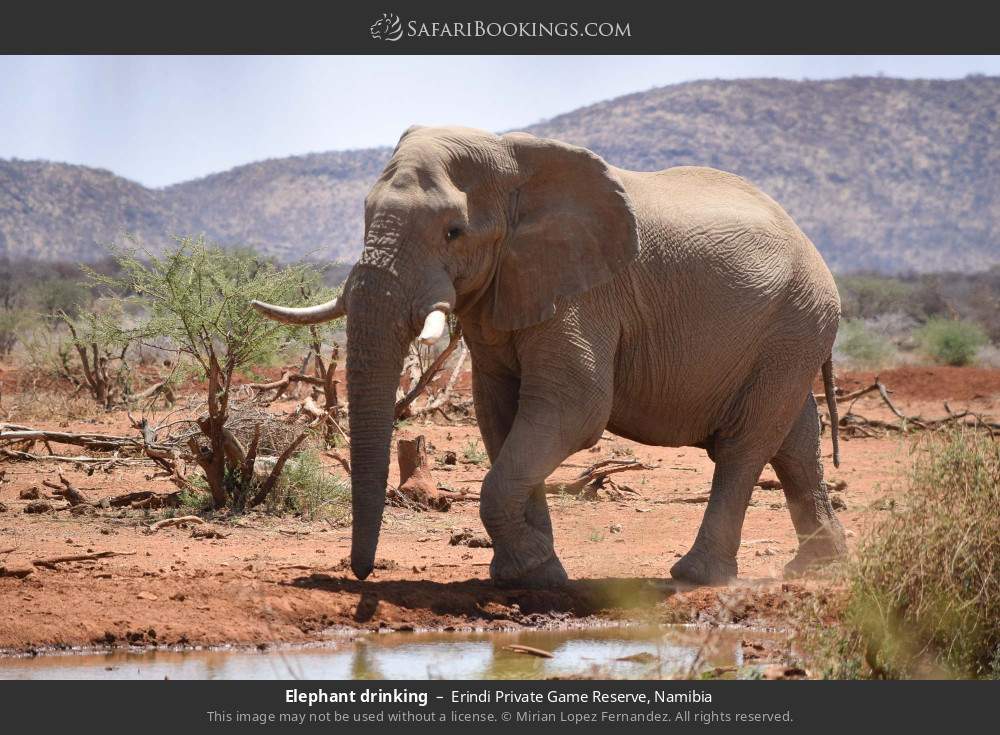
[479,374,613,588]
[481,453,568,589]
[473,369,555,549]
[479,407,572,588]
[473,369,558,581]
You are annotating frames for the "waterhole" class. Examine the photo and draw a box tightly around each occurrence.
[0,625,779,680]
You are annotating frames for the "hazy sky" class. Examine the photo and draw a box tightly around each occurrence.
[2,55,998,188]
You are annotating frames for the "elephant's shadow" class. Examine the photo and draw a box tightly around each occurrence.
[285,574,697,624]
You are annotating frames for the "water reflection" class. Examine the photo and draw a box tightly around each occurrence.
[0,625,773,680]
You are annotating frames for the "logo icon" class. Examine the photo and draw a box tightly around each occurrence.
[370,13,403,41]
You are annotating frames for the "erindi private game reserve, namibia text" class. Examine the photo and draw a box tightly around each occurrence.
[285,687,713,707]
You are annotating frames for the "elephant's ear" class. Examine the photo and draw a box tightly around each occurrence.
[492,132,640,331]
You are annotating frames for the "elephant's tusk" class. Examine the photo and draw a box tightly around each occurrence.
[250,297,345,325]
[417,309,448,345]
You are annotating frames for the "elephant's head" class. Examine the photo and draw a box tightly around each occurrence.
[253,126,639,579]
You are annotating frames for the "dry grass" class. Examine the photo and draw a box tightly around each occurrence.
[265,450,351,523]
[2,387,107,424]
[802,428,1000,678]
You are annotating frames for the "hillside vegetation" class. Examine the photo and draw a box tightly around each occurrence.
[1,77,998,273]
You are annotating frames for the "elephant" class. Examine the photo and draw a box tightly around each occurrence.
[253,125,847,588]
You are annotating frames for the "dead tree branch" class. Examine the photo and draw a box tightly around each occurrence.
[248,431,308,508]
[149,515,206,532]
[33,551,136,569]
[41,474,88,506]
[0,424,162,453]
[545,458,654,500]
[827,378,1000,438]
[394,326,463,420]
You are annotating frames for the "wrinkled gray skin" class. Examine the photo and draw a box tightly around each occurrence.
[255,125,847,588]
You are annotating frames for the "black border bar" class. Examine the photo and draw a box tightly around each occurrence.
[0,679,995,733]
[1,1,998,54]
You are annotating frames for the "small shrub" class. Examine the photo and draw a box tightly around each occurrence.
[805,429,1000,678]
[461,439,487,465]
[0,307,33,355]
[834,319,896,369]
[56,307,138,409]
[267,451,350,522]
[916,318,988,366]
[177,487,212,514]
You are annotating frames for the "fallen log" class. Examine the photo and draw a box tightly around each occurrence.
[248,370,325,400]
[149,515,206,531]
[33,550,136,569]
[0,425,164,453]
[815,379,1000,438]
[0,447,143,465]
[814,383,879,404]
[840,405,1000,438]
[665,494,711,504]
[99,490,181,509]
[127,380,176,405]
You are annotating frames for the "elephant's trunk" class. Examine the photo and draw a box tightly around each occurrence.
[345,268,411,580]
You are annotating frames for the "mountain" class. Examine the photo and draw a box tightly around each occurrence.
[1,76,998,273]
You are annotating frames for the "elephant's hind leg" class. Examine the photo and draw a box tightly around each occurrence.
[670,443,768,586]
[770,394,847,577]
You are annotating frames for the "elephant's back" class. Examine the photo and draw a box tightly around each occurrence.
[617,165,839,323]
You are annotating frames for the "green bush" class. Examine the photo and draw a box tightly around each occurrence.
[89,236,330,508]
[267,451,351,522]
[809,429,1000,678]
[916,318,988,366]
[835,319,896,369]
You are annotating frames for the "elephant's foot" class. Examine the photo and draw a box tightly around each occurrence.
[491,554,569,590]
[784,521,848,578]
[670,548,737,586]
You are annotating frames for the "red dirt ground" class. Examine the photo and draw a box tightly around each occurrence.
[1,366,997,654]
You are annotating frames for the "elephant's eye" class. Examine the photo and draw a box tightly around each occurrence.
[445,226,463,242]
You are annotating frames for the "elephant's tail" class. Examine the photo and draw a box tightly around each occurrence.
[822,357,840,468]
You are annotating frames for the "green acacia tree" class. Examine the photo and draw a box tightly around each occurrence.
[90,236,333,508]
